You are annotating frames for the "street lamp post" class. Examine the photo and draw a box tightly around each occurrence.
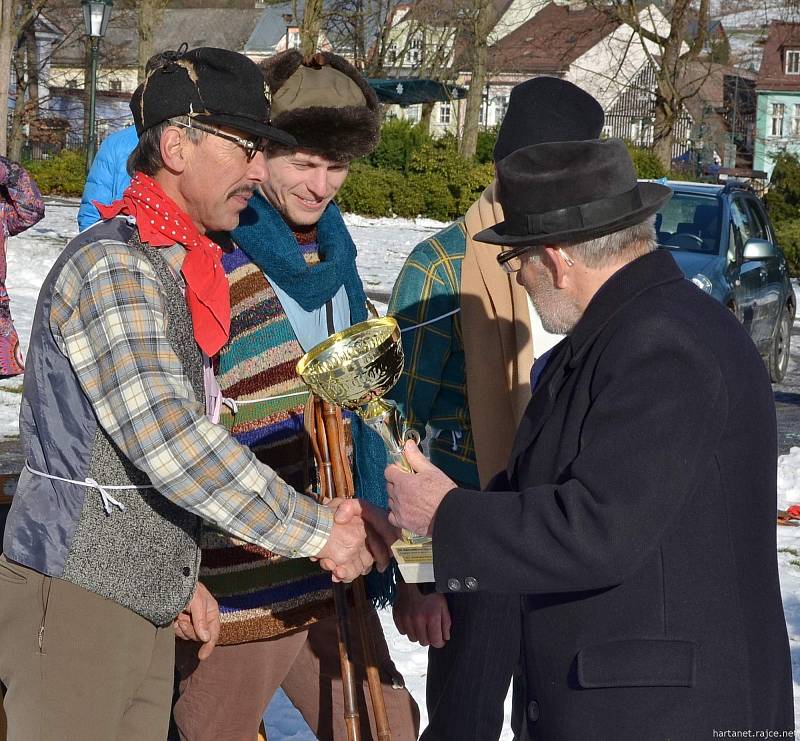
[81,0,113,171]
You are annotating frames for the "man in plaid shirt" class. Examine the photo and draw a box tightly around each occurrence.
[0,48,387,741]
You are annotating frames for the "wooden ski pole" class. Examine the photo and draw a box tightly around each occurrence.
[320,402,392,741]
[310,397,361,741]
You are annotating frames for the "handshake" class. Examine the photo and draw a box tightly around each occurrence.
[313,441,458,582]
[313,498,400,583]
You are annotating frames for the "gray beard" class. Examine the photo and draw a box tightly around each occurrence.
[528,289,581,335]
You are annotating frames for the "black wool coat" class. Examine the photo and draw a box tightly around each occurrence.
[432,249,794,740]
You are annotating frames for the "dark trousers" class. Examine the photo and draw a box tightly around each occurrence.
[422,592,520,741]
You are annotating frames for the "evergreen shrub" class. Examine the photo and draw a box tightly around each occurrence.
[339,129,494,220]
[774,220,800,277]
[627,145,667,180]
[369,119,431,172]
[24,149,86,197]
[765,153,800,276]
[765,152,800,224]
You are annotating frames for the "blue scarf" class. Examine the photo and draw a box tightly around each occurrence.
[232,193,396,606]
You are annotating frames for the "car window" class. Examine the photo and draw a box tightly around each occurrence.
[730,198,755,255]
[656,193,720,253]
[744,198,770,242]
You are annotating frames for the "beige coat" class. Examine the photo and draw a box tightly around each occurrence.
[461,182,534,487]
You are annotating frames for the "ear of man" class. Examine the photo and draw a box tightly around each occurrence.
[160,126,189,174]
[542,246,572,289]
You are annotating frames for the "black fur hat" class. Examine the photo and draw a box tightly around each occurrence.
[260,50,381,162]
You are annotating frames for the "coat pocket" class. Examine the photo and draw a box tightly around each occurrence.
[576,638,696,689]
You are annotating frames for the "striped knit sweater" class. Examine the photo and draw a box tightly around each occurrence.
[200,229,341,645]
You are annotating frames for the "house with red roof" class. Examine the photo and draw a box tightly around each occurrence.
[753,22,800,180]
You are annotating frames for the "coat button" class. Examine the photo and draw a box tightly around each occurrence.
[464,576,478,591]
[447,578,461,592]
[182,566,191,577]
[527,700,540,721]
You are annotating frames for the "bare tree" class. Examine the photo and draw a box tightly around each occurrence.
[458,0,494,159]
[592,0,710,167]
[137,0,168,83]
[297,0,324,56]
[0,0,48,156]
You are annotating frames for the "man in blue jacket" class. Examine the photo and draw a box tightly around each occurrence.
[77,124,137,231]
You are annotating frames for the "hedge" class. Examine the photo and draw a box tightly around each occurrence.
[21,126,694,223]
[23,149,86,197]
[765,153,800,276]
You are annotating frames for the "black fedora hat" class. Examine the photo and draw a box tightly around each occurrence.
[493,76,604,162]
[130,47,296,147]
[475,138,672,247]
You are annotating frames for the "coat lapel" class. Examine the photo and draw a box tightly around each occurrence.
[504,250,685,482]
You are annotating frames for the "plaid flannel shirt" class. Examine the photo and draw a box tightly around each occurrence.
[50,237,333,557]
[387,220,479,489]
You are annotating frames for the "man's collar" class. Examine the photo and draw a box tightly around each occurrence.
[566,249,683,367]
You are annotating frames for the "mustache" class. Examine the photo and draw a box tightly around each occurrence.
[226,185,256,200]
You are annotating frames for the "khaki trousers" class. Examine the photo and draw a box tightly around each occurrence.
[0,555,174,741]
[174,610,420,741]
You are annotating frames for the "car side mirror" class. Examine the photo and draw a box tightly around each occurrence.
[742,238,777,261]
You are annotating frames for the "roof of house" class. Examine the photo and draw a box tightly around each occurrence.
[488,2,619,75]
[244,0,357,53]
[677,61,757,138]
[756,21,800,92]
[404,0,512,27]
[245,1,304,52]
[50,7,263,67]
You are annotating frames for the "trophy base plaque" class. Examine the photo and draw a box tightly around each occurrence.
[391,536,434,583]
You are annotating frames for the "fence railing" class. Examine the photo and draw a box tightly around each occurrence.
[20,136,84,162]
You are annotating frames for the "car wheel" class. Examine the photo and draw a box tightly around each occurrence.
[769,309,792,383]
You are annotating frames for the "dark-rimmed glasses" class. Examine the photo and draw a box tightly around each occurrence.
[497,246,574,273]
[174,120,267,162]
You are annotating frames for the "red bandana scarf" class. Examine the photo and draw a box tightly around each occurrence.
[96,172,230,357]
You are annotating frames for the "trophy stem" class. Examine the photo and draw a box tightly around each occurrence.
[359,399,412,473]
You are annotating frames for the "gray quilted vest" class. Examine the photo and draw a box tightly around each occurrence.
[4,218,204,625]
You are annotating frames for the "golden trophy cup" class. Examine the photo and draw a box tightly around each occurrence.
[296,316,434,582]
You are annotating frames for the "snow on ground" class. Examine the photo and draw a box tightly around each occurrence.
[3,199,800,737]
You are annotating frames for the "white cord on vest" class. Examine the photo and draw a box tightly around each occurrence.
[399,308,460,333]
[221,389,310,416]
[25,461,153,515]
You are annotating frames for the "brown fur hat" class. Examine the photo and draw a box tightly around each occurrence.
[260,50,381,162]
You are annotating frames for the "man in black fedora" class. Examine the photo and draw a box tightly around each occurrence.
[380,137,794,737]
[387,77,605,741]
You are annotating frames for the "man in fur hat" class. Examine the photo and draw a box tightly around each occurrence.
[172,50,419,741]
[381,138,794,738]
[0,47,382,741]
[387,77,604,740]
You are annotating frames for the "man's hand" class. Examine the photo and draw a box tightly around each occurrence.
[386,441,457,536]
[174,582,221,661]
[360,500,401,559]
[315,499,374,582]
[393,582,451,649]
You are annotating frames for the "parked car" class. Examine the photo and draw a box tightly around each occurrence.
[653,179,795,382]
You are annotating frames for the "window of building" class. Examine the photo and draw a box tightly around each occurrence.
[408,37,422,66]
[494,95,508,125]
[786,49,800,75]
[794,104,800,136]
[405,105,421,123]
[387,42,397,64]
[771,103,785,137]
[439,101,451,125]
[109,78,121,92]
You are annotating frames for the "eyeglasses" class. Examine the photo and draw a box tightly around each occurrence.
[174,120,267,162]
[496,246,575,273]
